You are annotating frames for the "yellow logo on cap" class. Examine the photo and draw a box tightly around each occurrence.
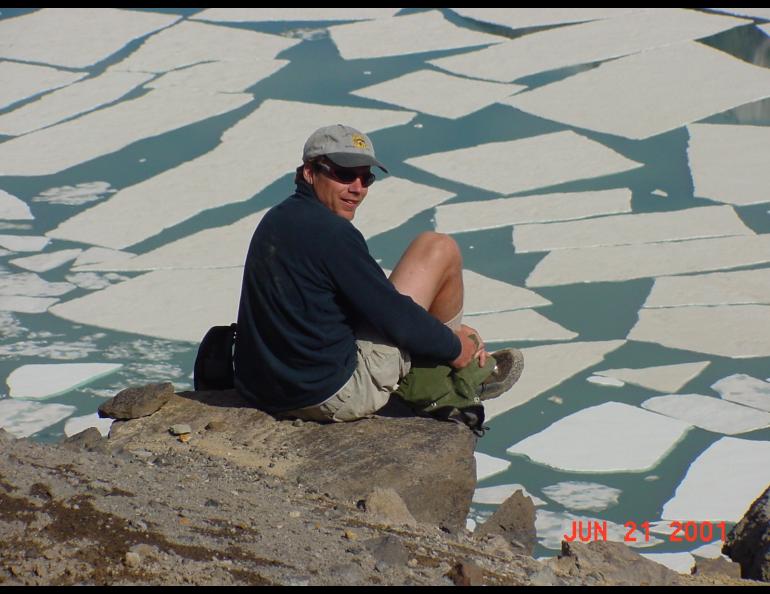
[352,134,368,150]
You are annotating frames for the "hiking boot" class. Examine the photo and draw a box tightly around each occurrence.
[477,348,524,401]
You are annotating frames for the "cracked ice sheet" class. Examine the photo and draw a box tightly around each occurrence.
[434,189,632,234]
[74,248,135,268]
[34,182,116,206]
[433,9,748,83]
[687,124,770,206]
[64,413,113,438]
[475,452,510,482]
[501,42,770,140]
[463,270,550,315]
[0,88,253,177]
[406,131,642,195]
[328,11,504,61]
[662,437,770,522]
[640,553,695,575]
[0,296,59,314]
[0,272,74,297]
[629,305,770,359]
[484,340,625,421]
[642,394,770,435]
[708,8,770,20]
[473,484,546,506]
[465,310,577,343]
[0,190,33,220]
[47,100,415,249]
[645,269,770,309]
[541,482,621,512]
[514,205,752,253]
[595,362,711,394]
[0,71,153,137]
[193,8,401,23]
[0,9,179,68]
[7,363,122,400]
[50,269,243,343]
[507,402,691,473]
[449,8,644,30]
[112,21,299,74]
[586,375,625,388]
[0,62,85,111]
[0,235,49,252]
[10,249,82,273]
[712,374,770,413]
[147,60,289,93]
[0,399,75,439]
[536,510,662,550]
[526,235,770,287]
[352,70,524,119]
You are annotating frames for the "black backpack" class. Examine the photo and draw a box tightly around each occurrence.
[193,323,237,391]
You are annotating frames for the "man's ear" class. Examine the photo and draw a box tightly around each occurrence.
[302,162,314,185]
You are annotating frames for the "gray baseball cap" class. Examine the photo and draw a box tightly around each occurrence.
[302,124,388,172]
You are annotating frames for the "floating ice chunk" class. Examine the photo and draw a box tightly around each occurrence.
[712,374,770,413]
[50,268,243,343]
[73,247,135,268]
[502,42,770,140]
[10,249,82,273]
[65,272,131,291]
[594,362,710,394]
[513,205,752,253]
[147,59,288,93]
[33,181,116,206]
[707,8,770,19]
[526,235,770,287]
[7,363,122,400]
[662,437,770,521]
[475,452,511,482]
[687,124,770,206]
[0,235,49,252]
[645,269,770,309]
[406,131,642,195]
[463,270,550,315]
[0,296,58,313]
[0,62,85,110]
[542,481,621,512]
[112,20,298,73]
[466,310,577,343]
[0,190,33,220]
[690,540,729,559]
[449,8,645,30]
[485,341,625,421]
[0,337,100,360]
[536,510,662,550]
[508,402,691,473]
[652,189,668,198]
[0,399,75,438]
[0,71,153,137]
[0,8,179,68]
[47,100,414,249]
[587,375,625,388]
[642,393,770,435]
[352,69,524,119]
[193,8,401,22]
[640,553,695,575]
[0,272,75,297]
[64,413,113,438]
[473,484,546,506]
[434,189,632,234]
[433,9,747,83]
[630,305,770,359]
[328,11,503,60]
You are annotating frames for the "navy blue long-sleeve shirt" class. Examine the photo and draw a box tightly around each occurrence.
[233,179,462,412]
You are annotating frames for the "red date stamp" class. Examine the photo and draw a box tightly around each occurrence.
[563,520,727,543]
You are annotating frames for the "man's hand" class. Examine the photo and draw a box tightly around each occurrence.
[451,324,489,369]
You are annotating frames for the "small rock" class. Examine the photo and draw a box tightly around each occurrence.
[692,556,742,579]
[289,511,301,518]
[205,420,226,432]
[344,530,358,541]
[448,560,485,586]
[178,434,191,443]
[366,535,410,570]
[169,424,192,436]
[363,487,417,527]
[474,490,537,556]
[99,383,174,420]
[124,552,141,568]
[62,427,107,453]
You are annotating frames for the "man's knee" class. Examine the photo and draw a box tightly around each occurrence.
[413,231,462,269]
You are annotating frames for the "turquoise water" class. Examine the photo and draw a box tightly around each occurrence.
[1,8,770,560]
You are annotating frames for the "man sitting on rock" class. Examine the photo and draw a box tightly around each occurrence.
[233,124,522,425]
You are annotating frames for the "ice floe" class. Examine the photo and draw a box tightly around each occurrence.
[193,8,401,23]
[0,190,33,220]
[7,363,122,400]
[0,296,58,314]
[507,402,692,473]
[432,9,747,83]
[642,393,770,435]
[47,100,414,249]
[513,205,752,253]
[33,182,116,206]
[466,310,577,343]
[434,189,632,234]
[0,337,101,360]
[536,510,662,550]
[0,71,153,137]
[0,235,49,252]
[661,437,770,522]
[0,398,75,439]
[707,8,770,20]
[50,268,243,343]
[10,249,82,273]
[463,270,551,315]
[526,235,770,287]
[484,340,625,421]
[687,124,770,206]
[65,272,131,291]
[0,61,85,111]
[594,362,710,394]
[541,481,622,512]
[352,69,523,119]
[475,452,511,482]
[690,540,729,559]
[640,553,695,575]
[644,268,770,309]
[0,272,75,297]
[501,42,770,140]
[473,484,546,506]
[64,413,113,438]
[449,8,645,30]
[629,305,770,359]
[586,375,625,388]
[712,374,770,412]
[146,59,289,93]
[0,8,179,68]
[328,11,504,60]
[73,247,135,268]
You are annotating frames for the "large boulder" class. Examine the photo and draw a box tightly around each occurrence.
[473,490,537,555]
[723,484,770,581]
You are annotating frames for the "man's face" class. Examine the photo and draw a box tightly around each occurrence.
[304,160,372,221]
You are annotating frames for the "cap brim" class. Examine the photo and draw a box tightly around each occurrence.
[326,152,388,173]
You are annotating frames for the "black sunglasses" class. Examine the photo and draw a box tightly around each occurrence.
[316,160,376,187]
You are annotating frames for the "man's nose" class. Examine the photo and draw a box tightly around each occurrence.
[348,176,364,192]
